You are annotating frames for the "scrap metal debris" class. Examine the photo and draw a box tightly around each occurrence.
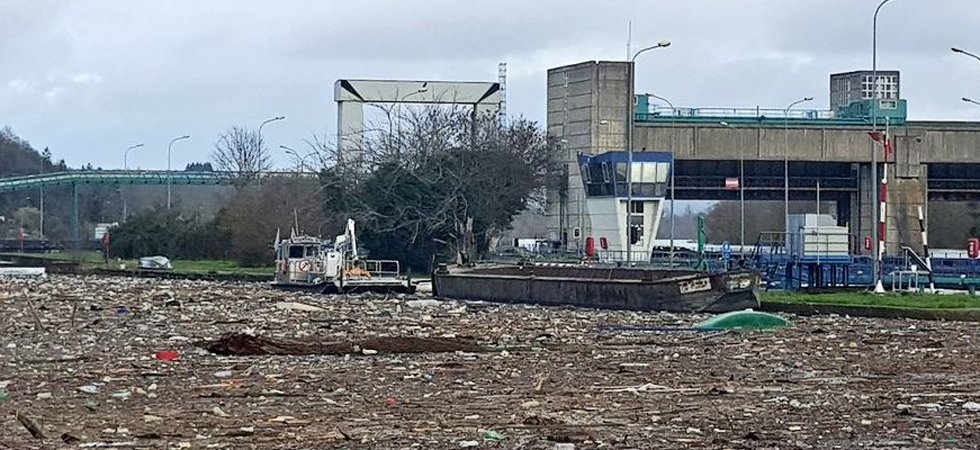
[0,274,978,449]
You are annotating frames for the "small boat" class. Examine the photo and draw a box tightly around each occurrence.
[272,219,415,294]
[432,264,760,313]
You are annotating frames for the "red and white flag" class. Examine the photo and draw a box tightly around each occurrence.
[867,131,894,157]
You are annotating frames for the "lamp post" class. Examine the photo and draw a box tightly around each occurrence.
[167,135,190,210]
[783,97,813,241]
[648,93,676,266]
[720,121,745,256]
[870,0,895,293]
[952,47,980,64]
[279,145,310,173]
[963,97,980,107]
[38,157,45,239]
[397,83,429,139]
[626,39,670,266]
[258,116,285,181]
[122,143,144,221]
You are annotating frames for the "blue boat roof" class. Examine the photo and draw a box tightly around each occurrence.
[578,150,673,164]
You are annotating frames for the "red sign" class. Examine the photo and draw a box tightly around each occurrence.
[725,178,740,191]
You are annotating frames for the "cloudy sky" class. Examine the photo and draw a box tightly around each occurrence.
[2,0,980,170]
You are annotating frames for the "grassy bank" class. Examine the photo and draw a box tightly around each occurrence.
[762,291,980,310]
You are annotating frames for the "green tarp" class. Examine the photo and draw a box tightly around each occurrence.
[697,310,792,330]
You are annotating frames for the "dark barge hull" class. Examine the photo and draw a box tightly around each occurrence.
[433,265,760,313]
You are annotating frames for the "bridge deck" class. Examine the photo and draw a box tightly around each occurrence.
[0,170,315,193]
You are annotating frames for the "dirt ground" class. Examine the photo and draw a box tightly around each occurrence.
[1,275,978,449]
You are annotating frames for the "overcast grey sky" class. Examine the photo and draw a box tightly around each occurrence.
[2,0,980,170]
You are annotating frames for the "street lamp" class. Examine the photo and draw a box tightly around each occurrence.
[167,135,190,210]
[258,116,286,181]
[870,0,895,293]
[952,47,980,64]
[625,39,670,266]
[963,97,980,107]
[647,93,677,267]
[720,121,744,257]
[783,97,813,243]
[122,143,144,221]
[398,83,429,137]
[279,145,310,173]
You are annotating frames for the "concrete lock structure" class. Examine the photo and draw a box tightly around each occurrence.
[547,60,980,257]
[334,79,502,166]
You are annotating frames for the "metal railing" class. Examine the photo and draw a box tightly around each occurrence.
[344,259,401,279]
[640,106,837,120]
[0,170,316,193]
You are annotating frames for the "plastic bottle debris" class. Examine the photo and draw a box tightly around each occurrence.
[963,402,980,412]
[0,389,8,403]
[155,350,180,361]
[78,385,99,394]
[484,430,505,441]
[459,441,479,448]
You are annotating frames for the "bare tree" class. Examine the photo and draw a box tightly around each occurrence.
[317,104,558,268]
[212,126,270,185]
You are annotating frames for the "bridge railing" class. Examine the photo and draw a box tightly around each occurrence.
[0,170,317,193]
[640,106,836,120]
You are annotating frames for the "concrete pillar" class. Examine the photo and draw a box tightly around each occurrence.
[546,61,630,251]
[888,177,925,254]
[336,101,364,167]
[852,162,874,256]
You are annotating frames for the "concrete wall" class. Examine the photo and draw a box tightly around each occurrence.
[546,61,630,248]
[636,121,980,164]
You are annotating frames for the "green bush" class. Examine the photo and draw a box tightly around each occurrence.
[110,208,231,260]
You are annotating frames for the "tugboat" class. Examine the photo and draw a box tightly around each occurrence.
[272,219,415,294]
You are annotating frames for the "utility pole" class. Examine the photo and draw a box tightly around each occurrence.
[871,0,895,293]
[258,116,286,183]
[122,143,144,221]
[649,93,676,267]
[167,135,190,210]
[783,97,813,243]
[626,40,670,266]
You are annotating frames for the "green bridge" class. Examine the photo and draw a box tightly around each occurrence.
[0,170,314,241]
